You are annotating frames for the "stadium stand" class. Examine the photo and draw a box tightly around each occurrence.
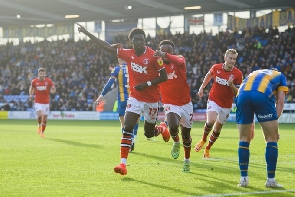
[0,25,295,112]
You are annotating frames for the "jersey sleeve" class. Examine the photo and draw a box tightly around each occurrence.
[209,64,216,75]
[152,56,165,71]
[235,71,243,86]
[165,54,185,69]
[31,79,36,87]
[110,66,120,78]
[278,74,289,93]
[117,48,131,62]
[49,79,54,88]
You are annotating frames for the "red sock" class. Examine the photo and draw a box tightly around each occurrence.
[42,124,46,132]
[183,138,192,159]
[120,133,132,159]
[206,131,220,149]
[172,135,180,142]
[184,146,191,159]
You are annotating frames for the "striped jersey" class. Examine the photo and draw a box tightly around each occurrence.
[238,69,289,99]
[111,64,130,102]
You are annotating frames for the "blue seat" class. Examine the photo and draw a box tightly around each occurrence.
[87,99,93,104]
[54,94,60,101]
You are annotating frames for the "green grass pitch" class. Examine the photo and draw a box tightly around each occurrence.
[0,120,294,197]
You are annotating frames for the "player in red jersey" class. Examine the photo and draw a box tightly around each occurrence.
[77,24,169,175]
[194,49,243,158]
[154,40,193,172]
[29,68,56,138]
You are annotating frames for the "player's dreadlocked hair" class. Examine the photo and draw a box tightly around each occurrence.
[159,40,175,48]
[128,28,146,41]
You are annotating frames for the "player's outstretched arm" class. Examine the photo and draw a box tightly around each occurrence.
[77,23,117,55]
[154,50,184,66]
[96,76,116,104]
[134,68,168,91]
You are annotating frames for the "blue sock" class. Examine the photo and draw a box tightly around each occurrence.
[133,122,139,136]
[265,142,278,178]
[238,141,250,177]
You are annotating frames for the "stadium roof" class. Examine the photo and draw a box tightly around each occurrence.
[0,0,294,27]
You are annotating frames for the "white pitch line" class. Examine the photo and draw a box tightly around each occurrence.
[192,189,295,197]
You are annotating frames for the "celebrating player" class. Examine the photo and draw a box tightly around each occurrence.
[236,69,288,188]
[29,68,56,138]
[154,40,193,172]
[194,49,243,158]
[77,24,169,175]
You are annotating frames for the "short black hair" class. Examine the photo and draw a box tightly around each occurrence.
[159,40,175,48]
[128,28,146,41]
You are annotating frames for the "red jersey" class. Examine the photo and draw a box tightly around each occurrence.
[159,54,191,105]
[117,47,165,103]
[208,63,243,108]
[31,77,54,104]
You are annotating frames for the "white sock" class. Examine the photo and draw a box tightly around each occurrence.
[184,158,190,162]
[121,158,127,165]
[267,178,275,182]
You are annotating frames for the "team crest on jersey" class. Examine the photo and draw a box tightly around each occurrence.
[127,104,131,108]
[143,58,149,65]
[157,58,164,66]
[45,82,48,85]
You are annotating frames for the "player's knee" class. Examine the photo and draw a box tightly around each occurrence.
[143,121,156,138]
[206,122,214,128]
[123,125,133,134]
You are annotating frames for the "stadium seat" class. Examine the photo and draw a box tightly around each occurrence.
[54,94,60,101]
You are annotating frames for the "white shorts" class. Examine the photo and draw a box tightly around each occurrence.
[163,102,193,128]
[207,100,231,124]
[34,103,50,116]
[126,97,158,124]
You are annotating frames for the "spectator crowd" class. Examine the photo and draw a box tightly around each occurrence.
[1,25,295,112]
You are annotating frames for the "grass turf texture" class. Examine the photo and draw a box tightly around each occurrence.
[0,120,294,197]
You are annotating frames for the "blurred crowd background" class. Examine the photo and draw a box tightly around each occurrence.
[0,25,295,112]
